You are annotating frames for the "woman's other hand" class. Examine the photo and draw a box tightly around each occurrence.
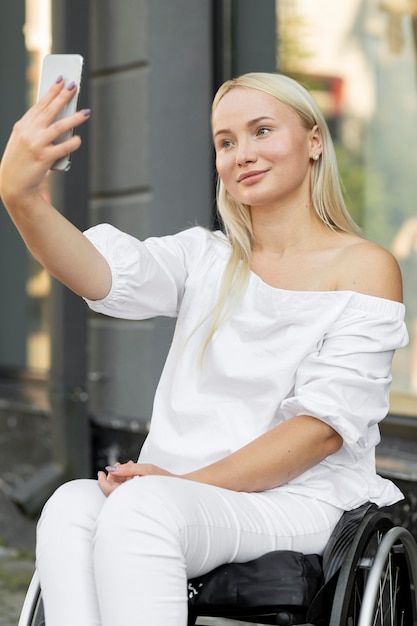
[97,461,176,497]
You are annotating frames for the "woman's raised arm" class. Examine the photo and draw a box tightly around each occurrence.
[0,78,111,300]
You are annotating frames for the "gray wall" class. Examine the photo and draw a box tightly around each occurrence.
[87,0,213,428]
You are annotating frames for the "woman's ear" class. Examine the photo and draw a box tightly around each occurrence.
[309,124,322,159]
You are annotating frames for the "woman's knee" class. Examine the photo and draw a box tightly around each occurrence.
[92,476,199,586]
[37,479,105,533]
[94,477,186,547]
[97,476,180,523]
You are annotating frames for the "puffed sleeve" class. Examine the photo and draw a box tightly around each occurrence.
[82,224,212,320]
[279,300,408,462]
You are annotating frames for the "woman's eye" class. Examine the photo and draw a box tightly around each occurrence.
[256,126,271,136]
[220,139,233,149]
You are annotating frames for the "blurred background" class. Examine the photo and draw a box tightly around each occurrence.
[0,3,417,618]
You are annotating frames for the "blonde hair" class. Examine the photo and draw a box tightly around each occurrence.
[201,72,360,356]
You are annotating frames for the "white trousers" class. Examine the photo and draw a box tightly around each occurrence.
[36,476,343,626]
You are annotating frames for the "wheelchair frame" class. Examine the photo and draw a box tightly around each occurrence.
[17,506,417,626]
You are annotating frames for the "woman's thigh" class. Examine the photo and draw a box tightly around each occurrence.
[36,479,107,626]
[94,475,343,578]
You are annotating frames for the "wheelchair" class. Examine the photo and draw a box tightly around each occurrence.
[17,502,417,626]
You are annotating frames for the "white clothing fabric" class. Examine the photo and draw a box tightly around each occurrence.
[83,224,408,510]
[36,476,343,626]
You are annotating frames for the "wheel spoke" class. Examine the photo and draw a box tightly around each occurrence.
[369,553,408,626]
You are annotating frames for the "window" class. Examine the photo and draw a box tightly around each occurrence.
[277,0,417,414]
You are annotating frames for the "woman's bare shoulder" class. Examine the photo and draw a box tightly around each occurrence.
[334,235,403,303]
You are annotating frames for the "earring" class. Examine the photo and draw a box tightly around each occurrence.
[312,153,320,161]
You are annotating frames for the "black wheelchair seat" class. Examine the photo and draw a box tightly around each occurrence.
[188,548,322,624]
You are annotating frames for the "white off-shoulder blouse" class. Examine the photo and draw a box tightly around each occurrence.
[83,225,408,510]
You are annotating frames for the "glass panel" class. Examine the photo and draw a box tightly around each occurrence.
[277,0,417,410]
[24,0,51,371]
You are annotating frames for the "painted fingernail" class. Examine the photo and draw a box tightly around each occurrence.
[55,75,64,84]
[105,465,117,473]
[81,108,91,117]
[66,81,77,91]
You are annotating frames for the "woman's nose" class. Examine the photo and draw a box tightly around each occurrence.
[236,139,257,166]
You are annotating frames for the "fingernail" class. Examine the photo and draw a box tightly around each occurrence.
[81,108,91,117]
[55,75,64,84]
[66,81,77,91]
[105,465,117,473]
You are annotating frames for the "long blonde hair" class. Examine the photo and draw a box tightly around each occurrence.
[201,72,360,355]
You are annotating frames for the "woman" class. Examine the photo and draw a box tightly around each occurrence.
[0,72,407,626]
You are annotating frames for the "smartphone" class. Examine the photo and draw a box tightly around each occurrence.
[37,54,84,171]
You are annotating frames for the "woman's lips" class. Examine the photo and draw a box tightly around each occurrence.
[237,170,268,185]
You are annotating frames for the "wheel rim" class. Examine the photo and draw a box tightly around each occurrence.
[357,527,417,626]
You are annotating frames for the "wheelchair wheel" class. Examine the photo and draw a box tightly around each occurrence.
[17,571,44,626]
[329,510,417,626]
[358,526,417,626]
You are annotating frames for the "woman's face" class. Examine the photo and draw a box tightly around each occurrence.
[212,87,320,211]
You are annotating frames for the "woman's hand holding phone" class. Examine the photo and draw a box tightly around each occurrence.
[0,55,112,302]
[0,78,90,209]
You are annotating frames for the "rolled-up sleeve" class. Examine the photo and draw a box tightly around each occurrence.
[82,224,210,320]
[280,305,408,461]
